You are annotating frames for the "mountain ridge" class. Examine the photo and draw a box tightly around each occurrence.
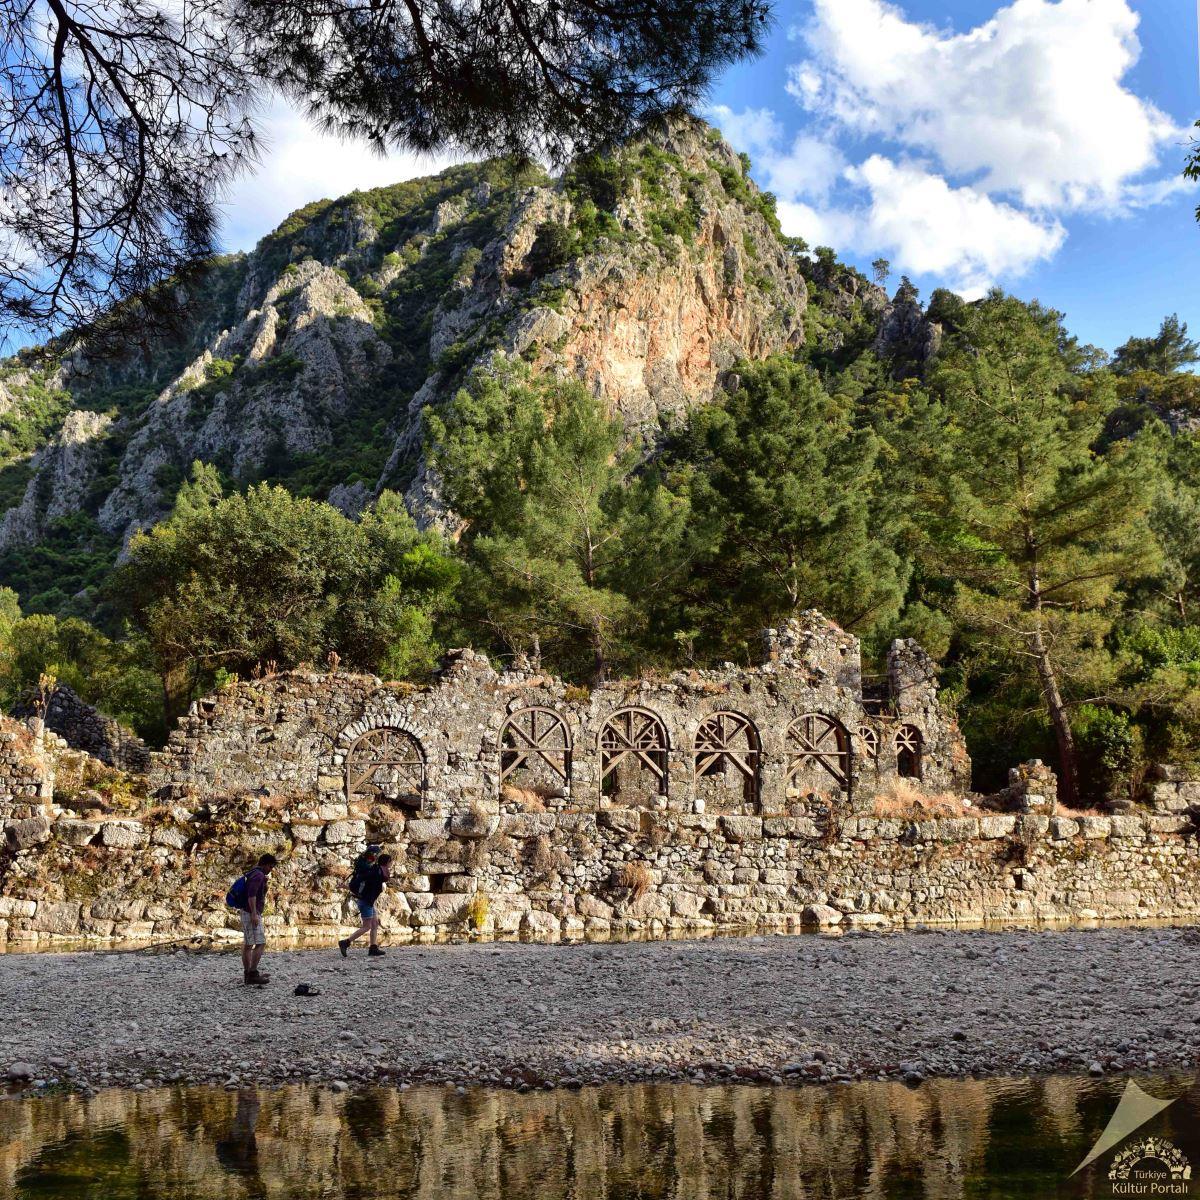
[0,117,898,618]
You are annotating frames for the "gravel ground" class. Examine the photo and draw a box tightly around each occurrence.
[1,926,1198,1095]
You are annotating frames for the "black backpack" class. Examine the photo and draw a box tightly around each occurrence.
[348,856,370,898]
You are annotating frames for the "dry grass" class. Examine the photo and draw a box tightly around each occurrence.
[613,861,653,900]
[500,784,547,812]
[51,751,149,813]
[463,837,491,872]
[870,780,970,819]
[528,834,563,879]
[466,891,490,931]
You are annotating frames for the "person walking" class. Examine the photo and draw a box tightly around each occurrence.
[338,850,391,958]
[228,853,277,986]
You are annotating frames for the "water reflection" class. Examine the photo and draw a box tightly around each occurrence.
[3,1074,1198,1199]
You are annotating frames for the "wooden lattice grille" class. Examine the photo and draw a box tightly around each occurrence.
[857,725,880,760]
[599,708,669,794]
[694,711,761,790]
[786,714,851,788]
[894,724,923,778]
[346,727,425,807]
[500,707,571,784]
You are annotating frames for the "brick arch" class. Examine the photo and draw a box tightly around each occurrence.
[693,710,761,810]
[894,724,923,779]
[344,726,426,809]
[328,710,436,808]
[499,706,572,787]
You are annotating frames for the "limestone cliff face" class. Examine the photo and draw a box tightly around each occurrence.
[499,122,805,434]
[98,260,392,538]
[0,409,113,551]
[0,118,808,549]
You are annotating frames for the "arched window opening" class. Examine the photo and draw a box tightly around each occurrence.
[499,707,572,805]
[599,708,669,805]
[694,711,761,811]
[895,724,923,780]
[786,714,851,790]
[346,727,426,808]
[857,726,880,761]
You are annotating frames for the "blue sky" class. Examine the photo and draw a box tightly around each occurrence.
[704,0,1200,354]
[219,0,1199,356]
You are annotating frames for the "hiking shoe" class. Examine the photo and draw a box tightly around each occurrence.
[243,970,269,986]
[338,939,350,958]
[367,945,386,957]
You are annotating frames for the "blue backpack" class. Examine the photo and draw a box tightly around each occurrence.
[225,873,249,910]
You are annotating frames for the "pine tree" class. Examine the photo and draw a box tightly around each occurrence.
[428,370,688,681]
[922,293,1161,804]
[667,356,907,659]
[1111,315,1200,376]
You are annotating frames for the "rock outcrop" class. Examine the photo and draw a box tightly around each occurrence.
[1,118,809,545]
[0,409,113,551]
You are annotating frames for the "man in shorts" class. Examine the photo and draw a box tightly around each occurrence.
[339,851,391,958]
[240,853,277,985]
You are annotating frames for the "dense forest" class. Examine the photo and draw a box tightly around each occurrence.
[0,129,1197,807]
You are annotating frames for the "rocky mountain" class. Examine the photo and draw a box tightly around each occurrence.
[0,117,857,616]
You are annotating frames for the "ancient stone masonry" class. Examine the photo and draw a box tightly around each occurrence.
[1143,764,1200,815]
[0,717,54,818]
[2,612,1199,946]
[151,612,969,818]
[15,685,151,774]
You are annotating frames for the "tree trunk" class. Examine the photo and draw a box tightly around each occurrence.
[1021,501,1078,808]
[590,618,607,687]
[1028,624,1078,809]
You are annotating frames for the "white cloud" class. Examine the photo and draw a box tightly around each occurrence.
[710,105,847,203]
[712,0,1183,294]
[218,100,459,253]
[774,199,860,251]
[707,105,784,163]
[851,156,1066,296]
[790,0,1180,212]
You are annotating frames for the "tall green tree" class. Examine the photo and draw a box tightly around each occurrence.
[919,292,1161,804]
[666,356,907,659]
[428,369,688,681]
[1111,315,1200,376]
[0,589,163,738]
[113,483,456,715]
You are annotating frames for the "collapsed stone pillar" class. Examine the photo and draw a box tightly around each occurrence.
[998,760,1059,814]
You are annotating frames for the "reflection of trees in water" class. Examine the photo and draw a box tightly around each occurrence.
[0,1075,1149,1199]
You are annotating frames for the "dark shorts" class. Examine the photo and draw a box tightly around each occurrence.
[357,900,377,920]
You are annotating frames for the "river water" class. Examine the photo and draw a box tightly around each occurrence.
[4,1073,1199,1199]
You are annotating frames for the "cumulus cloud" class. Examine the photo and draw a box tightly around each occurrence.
[851,156,1066,295]
[219,100,458,253]
[791,0,1180,212]
[712,0,1181,294]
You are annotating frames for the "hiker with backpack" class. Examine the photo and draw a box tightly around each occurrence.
[226,853,278,985]
[339,845,391,958]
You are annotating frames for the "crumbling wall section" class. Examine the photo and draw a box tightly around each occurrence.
[0,798,1196,945]
[150,613,969,820]
[16,686,151,774]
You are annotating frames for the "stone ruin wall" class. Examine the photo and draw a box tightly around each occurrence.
[14,685,152,775]
[1,612,1198,945]
[149,613,969,819]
